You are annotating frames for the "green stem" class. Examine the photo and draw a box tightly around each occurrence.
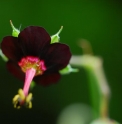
[70,55,110,119]
[85,68,101,118]
[93,64,110,118]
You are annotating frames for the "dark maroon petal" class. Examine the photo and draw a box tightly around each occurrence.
[6,60,25,82]
[42,43,71,71]
[1,36,23,62]
[34,72,61,86]
[18,26,51,56]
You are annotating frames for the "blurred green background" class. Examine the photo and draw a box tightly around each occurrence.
[0,0,122,124]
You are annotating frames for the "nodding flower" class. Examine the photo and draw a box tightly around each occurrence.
[1,26,71,108]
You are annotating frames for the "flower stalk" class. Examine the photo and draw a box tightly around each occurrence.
[70,40,110,119]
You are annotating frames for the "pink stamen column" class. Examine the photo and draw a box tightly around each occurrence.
[23,68,36,96]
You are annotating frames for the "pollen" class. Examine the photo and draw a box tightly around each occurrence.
[13,89,33,109]
[18,56,46,75]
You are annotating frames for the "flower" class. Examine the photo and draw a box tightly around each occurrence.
[1,26,71,108]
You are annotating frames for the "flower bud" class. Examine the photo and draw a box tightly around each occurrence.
[10,20,20,37]
[51,26,63,43]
